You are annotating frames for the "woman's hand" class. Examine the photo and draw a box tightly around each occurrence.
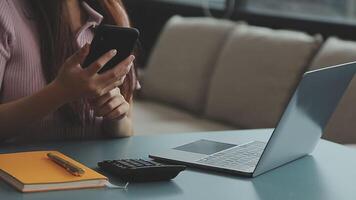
[53,44,135,103]
[91,87,130,120]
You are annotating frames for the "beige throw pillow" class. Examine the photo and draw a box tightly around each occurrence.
[309,37,356,144]
[310,37,356,70]
[205,24,322,128]
[142,16,236,113]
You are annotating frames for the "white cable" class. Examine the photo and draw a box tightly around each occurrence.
[105,181,129,190]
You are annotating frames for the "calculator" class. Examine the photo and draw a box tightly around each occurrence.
[98,159,186,182]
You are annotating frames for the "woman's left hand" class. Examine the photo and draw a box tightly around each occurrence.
[91,87,130,120]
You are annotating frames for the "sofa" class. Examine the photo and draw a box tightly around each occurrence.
[132,16,356,145]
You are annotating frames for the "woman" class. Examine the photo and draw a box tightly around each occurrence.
[0,0,138,143]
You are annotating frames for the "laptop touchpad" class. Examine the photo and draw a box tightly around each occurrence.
[173,140,236,155]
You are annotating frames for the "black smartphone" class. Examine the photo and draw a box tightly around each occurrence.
[83,24,140,73]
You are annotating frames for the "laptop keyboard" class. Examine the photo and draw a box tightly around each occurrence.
[196,141,266,172]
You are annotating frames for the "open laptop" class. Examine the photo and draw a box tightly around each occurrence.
[149,62,356,177]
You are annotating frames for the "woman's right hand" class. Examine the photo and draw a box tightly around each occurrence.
[53,43,135,103]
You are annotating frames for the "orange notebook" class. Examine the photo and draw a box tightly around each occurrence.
[0,151,108,193]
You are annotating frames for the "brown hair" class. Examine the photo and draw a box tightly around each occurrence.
[28,0,137,124]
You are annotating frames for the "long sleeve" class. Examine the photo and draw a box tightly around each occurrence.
[0,1,12,91]
[0,30,11,90]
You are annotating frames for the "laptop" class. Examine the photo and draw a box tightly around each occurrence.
[149,62,356,177]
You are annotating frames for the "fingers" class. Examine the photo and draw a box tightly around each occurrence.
[100,81,123,97]
[88,74,126,99]
[95,94,126,117]
[86,49,117,76]
[93,88,121,108]
[105,101,130,120]
[67,43,90,66]
[79,54,132,100]
[98,55,135,83]
[101,74,126,92]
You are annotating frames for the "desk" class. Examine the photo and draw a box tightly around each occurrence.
[1,129,356,200]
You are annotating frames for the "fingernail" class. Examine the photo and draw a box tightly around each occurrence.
[130,55,136,61]
[111,49,117,56]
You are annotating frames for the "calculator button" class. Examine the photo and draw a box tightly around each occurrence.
[139,160,155,166]
[98,159,186,182]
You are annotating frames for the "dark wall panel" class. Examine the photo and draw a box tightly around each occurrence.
[124,0,356,67]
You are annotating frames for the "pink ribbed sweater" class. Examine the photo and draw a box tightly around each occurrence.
[0,0,106,142]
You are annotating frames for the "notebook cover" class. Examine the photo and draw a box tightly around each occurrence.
[0,151,107,185]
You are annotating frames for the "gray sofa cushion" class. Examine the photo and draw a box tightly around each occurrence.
[309,37,356,144]
[132,100,235,135]
[142,16,236,113]
[205,24,322,128]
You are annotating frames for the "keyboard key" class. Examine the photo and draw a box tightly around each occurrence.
[196,141,266,171]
